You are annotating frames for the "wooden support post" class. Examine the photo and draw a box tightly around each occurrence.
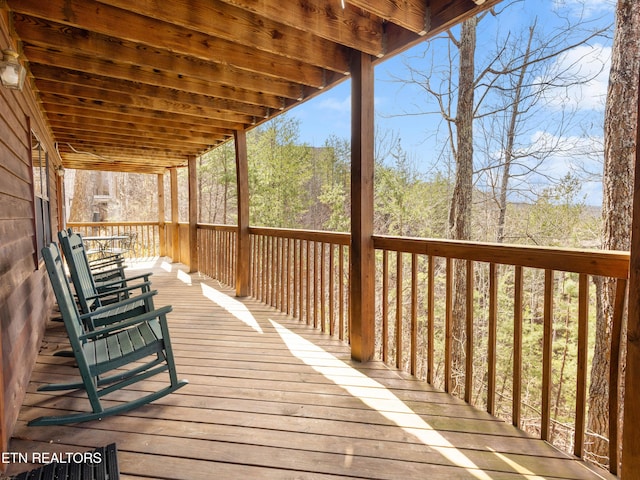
[235,130,250,297]
[56,171,65,231]
[188,156,198,273]
[622,79,640,477]
[170,167,179,262]
[349,51,375,362]
[158,173,166,257]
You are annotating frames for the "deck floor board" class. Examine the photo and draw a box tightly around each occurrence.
[6,259,614,479]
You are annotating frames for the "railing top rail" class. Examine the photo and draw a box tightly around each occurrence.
[197,223,237,233]
[68,221,159,226]
[249,226,351,245]
[373,235,630,278]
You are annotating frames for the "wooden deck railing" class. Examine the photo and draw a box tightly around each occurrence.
[195,225,629,475]
[76,222,629,474]
[67,221,160,258]
[248,227,351,340]
[372,235,629,473]
[197,224,237,286]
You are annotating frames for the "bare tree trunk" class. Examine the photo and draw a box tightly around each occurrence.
[588,0,640,468]
[496,24,535,244]
[68,170,95,222]
[449,17,477,397]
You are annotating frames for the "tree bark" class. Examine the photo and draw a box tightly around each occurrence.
[496,25,535,244]
[68,170,96,222]
[588,0,640,468]
[449,17,477,397]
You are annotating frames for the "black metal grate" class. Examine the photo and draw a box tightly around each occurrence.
[12,444,119,480]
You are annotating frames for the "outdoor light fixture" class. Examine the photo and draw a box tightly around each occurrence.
[473,0,487,5]
[0,49,26,90]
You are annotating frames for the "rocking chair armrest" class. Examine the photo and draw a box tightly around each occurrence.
[95,272,153,289]
[80,305,173,340]
[121,272,154,283]
[80,290,158,319]
[86,281,154,301]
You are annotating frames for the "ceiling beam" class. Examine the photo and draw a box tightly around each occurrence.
[23,43,299,103]
[12,12,327,88]
[48,116,229,140]
[38,91,253,125]
[94,0,352,73]
[51,121,226,147]
[35,77,269,120]
[10,0,352,74]
[348,0,428,34]
[43,104,246,132]
[215,0,385,56]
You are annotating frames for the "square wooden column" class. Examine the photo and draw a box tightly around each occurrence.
[622,81,640,477]
[235,130,250,297]
[350,52,376,362]
[170,167,179,262]
[188,156,198,273]
[158,173,166,257]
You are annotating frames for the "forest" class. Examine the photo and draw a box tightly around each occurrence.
[66,0,640,472]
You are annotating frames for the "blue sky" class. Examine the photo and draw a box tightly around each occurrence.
[288,0,616,206]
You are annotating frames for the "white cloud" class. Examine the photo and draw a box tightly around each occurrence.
[553,0,616,18]
[539,43,611,111]
[521,131,604,205]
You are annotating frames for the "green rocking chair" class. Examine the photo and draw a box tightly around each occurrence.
[30,243,187,427]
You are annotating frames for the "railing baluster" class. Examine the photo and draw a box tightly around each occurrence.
[541,269,554,441]
[339,245,345,341]
[314,241,319,329]
[465,260,474,404]
[271,236,277,307]
[410,253,418,376]
[427,255,434,385]
[262,235,267,303]
[300,240,306,323]
[445,257,453,394]
[321,242,326,333]
[574,273,589,458]
[513,265,523,428]
[329,243,335,336]
[279,236,284,311]
[286,238,292,315]
[382,250,389,364]
[487,263,497,415]
[293,239,299,319]
[305,240,312,325]
[396,251,403,370]
[276,236,282,310]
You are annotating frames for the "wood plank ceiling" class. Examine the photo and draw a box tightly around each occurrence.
[5,0,500,174]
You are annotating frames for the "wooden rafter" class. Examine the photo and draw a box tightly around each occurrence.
[5,0,498,172]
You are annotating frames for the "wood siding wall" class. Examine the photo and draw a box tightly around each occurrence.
[0,7,61,456]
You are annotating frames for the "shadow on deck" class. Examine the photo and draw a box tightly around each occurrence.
[5,258,613,479]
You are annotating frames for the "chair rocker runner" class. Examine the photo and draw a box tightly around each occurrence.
[31,243,187,427]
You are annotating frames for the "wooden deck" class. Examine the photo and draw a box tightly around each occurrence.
[6,259,613,479]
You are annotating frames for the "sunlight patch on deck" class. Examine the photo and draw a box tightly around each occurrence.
[201,283,264,333]
[487,448,546,480]
[270,318,494,480]
[177,269,192,285]
[160,261,172,272]
[124,256,160,271]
